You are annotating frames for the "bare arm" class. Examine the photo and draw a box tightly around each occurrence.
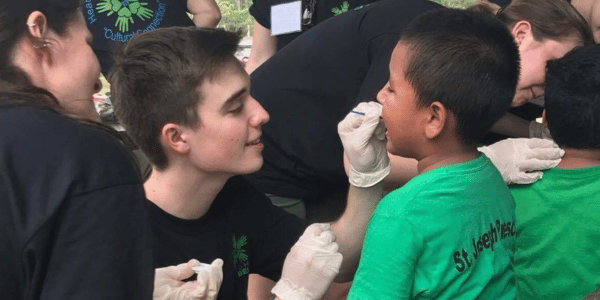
[245,20,277,73]
[187,0,221,28]
[490,112,530,138]
[247,275,350,300]
[327,154,384,282]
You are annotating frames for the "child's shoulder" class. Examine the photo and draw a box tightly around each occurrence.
[380,155,508,214]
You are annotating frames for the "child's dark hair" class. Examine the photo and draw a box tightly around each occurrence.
[400,8,520,144]
[545,44,600,149]
[110,27,242,170]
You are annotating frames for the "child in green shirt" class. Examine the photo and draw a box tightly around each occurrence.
[511,44,600,300]
[343,8,520,299]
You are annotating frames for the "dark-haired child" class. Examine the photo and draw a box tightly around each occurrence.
[345,8,520,299]
[511,44,600,300]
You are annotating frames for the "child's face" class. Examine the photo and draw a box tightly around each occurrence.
[184,59,270,176]
[377,43,426,159]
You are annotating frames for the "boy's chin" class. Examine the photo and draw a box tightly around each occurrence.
[241,158,264,175]
[385,140,401,156]
[386,142,414,160]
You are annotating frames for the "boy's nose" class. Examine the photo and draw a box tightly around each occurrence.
[249,97,270,126]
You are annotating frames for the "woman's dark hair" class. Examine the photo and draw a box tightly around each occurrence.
[0,0,142,175]
[469,0,594,45]
[0,0,81,110]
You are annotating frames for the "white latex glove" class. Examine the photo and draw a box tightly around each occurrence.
[478,138,564,185]
[154,258,224,300]
[338,101,390,187]
[272,223,343,300]
[529,120,552,139]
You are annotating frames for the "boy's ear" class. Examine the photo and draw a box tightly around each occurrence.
[511,20,532,47]
[160,123,190,154]
[424,101,446,140]
[542,109,548,127]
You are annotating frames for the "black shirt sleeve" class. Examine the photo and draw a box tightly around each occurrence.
[249,0,271,29]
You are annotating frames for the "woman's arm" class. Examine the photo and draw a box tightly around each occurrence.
[490,112,531,138]
[245,20,277,73]
[188,0,221,28]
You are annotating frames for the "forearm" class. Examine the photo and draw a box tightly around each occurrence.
[191,11,221,27]
[188,0,221,27]
[490,113,530,138]
[245,20,277,73]
[329,181,384,282]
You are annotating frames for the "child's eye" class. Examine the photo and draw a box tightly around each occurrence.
[387,86,394,93]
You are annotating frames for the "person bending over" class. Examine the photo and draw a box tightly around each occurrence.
[245,0,586,225]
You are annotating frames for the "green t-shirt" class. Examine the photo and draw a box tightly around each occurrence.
[511,166,600,300]
[348,154,516,300]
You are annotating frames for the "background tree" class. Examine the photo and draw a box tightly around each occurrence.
[217,0,254,35]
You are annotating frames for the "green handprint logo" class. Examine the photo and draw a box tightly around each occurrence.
[331,1,350,16]
[96,0,154,33]
[97,0,122,16]
[129,0,153,20]
[116,5,134,32]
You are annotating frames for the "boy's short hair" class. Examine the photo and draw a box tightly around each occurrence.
[109,27,242,170]
[545,44,600,149]
[399,8,520,144]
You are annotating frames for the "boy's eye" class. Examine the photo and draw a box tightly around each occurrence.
[387,86,394,93]
[230,104,244,114]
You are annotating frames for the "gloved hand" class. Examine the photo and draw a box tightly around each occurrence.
[478,138,564,185]
[529,120,552,139]
[154,258,224,300]
[338,101,390,187]
[272,223,343,300]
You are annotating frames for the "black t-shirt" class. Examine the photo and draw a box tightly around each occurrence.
[0,107,153,300]
[249,0,380,50]
[148,176,308,300]
[247,0,442,199]
[83,0,193,74]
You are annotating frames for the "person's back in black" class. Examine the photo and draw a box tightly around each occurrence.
[246,0,442,221]
[0,106,153,300]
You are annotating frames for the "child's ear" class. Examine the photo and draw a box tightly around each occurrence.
[511,20,532,47]
[542,109,548,127]
[424,101,446,139]
[161,124,190,154]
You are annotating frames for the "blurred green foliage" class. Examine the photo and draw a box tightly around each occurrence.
[431,0,478,8]
[217,0,254,35]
